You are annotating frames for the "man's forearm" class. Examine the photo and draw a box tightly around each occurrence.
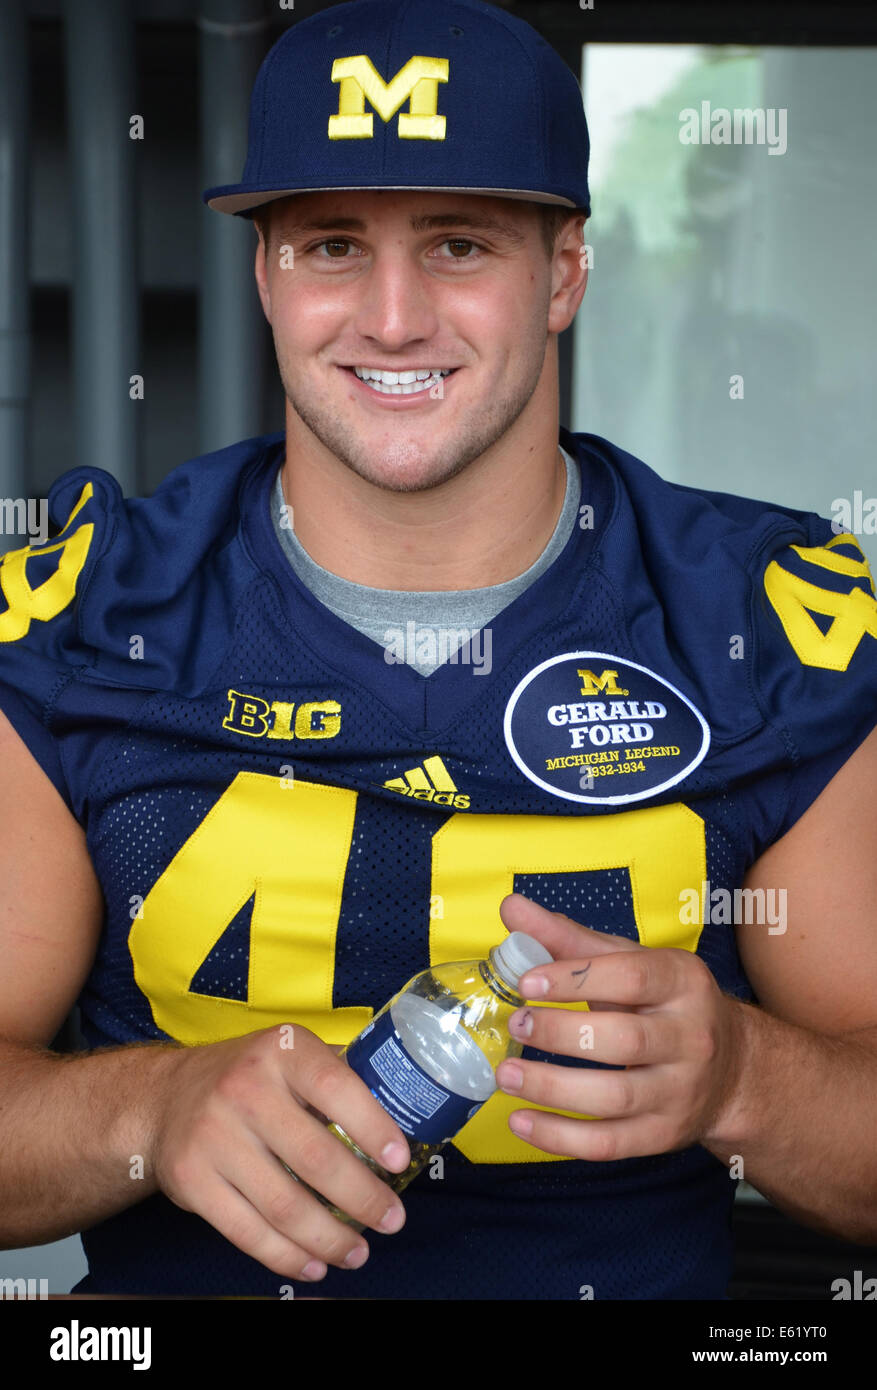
[0,1039,184,1248]
[702,998,877,1243]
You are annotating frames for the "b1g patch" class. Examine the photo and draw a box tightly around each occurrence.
[503,652,710,805]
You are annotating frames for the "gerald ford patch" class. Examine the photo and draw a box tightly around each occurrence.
[503,652,710,805]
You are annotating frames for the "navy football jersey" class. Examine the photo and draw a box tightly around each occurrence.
[1,426,876,1299]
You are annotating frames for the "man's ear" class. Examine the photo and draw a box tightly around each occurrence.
[547,215,588,336]
[254,226,272,322]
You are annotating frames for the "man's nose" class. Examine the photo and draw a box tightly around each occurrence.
[352,250,440,350]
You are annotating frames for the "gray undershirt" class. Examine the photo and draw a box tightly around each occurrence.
[270,445,581,676]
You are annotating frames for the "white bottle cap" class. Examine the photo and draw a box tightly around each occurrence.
[490,931,553,992]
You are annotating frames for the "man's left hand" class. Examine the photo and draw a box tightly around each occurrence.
[495,892,747,1160]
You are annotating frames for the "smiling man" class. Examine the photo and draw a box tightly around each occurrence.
[1,0,877,1303]
[253,189,581,588]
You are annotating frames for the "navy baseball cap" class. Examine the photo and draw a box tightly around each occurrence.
[203,0,590,217]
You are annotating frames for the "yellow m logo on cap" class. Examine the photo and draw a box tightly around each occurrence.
[329,55,449,140]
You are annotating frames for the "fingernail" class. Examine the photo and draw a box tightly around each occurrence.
[509,1008,534,1038]
[509,1113,534,1138]
[301,1259,327,1281]
[379,1205,405,1234]
[380,1141,409,1170]
[521,973,549,996]
[343,1244,369,1269]
[498,1062,523,1091]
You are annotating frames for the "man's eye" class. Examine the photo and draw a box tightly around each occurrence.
[439,239,480,259]
[315,239,354,258]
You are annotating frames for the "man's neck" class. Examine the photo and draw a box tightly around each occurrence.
[278,433,569,593]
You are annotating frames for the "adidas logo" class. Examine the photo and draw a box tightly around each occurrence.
[383,756,470,809]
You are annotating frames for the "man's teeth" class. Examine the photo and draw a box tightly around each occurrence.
[353,367,451,395]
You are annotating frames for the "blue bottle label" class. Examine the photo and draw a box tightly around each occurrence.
[345,1009,485,1144]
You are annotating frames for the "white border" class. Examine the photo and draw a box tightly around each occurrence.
[503,650,711,806]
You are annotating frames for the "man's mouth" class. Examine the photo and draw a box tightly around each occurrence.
[344,366,456,397]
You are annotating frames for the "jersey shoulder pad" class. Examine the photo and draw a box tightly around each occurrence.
[0,433,276,801]
[573,435,877,828]
[0,465,119,667]
[752,519,877,754]
[0,466,120,795]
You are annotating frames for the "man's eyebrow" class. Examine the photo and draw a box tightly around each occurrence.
[409,212,526,243]
[279,211,527,244]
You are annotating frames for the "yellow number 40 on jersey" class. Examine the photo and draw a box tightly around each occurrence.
[764,533,877,671]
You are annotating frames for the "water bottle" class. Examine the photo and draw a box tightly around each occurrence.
[298,931,553,1228]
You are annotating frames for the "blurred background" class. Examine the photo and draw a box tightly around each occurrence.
[1,0,876,1295]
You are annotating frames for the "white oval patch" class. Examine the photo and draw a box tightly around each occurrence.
[503,651,710,805]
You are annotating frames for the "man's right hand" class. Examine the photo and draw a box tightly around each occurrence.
[0,709,407,1278]
[150,1023,410,1282]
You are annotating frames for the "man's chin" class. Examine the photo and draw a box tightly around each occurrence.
[285,383,520,493]
[309,418,483,493]
[337,449,471,494]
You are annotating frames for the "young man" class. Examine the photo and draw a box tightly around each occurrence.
[1,0,876,1300]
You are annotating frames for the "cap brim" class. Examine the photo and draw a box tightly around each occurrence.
[204,184,579,216]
